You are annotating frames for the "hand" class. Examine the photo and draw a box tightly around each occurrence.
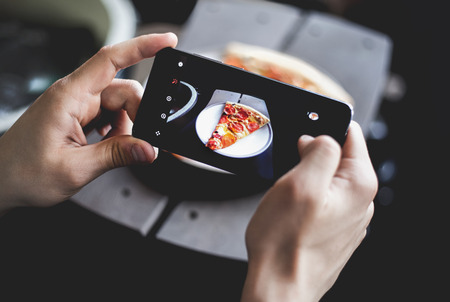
[0,33,178,214]
[241,122,377,302]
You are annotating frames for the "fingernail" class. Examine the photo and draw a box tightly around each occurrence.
[131,145,148,163]
[153,146,159,159]
[300,134,314,142]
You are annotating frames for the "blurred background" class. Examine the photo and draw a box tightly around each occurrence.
[0,0,447,300]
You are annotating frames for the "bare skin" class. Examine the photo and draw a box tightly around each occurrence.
[0,33,377,302]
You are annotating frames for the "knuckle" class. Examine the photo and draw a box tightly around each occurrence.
[123,79,144,99]
[275,175,321,211]
[98,44,114,56]
[109,139,129,168]
[125,78,142,89]
[350,169,378,206]
[97,45,120,70]
[360,169,379,200]
[46,77,69,96]
[367,201,375,219]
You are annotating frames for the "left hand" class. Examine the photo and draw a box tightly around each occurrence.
[0,33,178,213]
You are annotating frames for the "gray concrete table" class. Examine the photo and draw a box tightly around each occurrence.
[73,0,392,261]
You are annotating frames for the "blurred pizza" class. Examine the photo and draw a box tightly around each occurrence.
[223,42,354,105]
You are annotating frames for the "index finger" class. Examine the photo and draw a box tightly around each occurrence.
[337,121,378,201]
[70,33,178,95]
[341,121,372,162]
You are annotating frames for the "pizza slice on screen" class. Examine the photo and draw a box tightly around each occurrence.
[206,102,270,151]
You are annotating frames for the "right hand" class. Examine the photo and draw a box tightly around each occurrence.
[242,121,377,302]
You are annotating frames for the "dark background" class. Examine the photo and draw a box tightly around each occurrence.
[1,0,447,300]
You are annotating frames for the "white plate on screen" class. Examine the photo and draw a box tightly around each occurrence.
[195,103,272,158]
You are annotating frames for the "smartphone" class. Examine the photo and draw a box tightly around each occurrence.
[133,47,352,182]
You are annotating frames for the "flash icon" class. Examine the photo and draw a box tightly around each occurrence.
[308,112,319,121]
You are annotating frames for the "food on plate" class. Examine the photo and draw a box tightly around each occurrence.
[223,42,354,105]
[206,101,270,151]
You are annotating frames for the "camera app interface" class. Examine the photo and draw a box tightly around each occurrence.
[134,48,352,181]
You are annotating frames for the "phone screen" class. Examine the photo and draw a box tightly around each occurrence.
[133,47,352,181]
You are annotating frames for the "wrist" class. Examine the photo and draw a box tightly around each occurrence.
[241,255,317,302]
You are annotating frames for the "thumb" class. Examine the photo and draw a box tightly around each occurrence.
[93,135,157,172]
[62,135,157,197]
[292,134,341,196]
[297,134,316,156]
[297,134,341,164]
